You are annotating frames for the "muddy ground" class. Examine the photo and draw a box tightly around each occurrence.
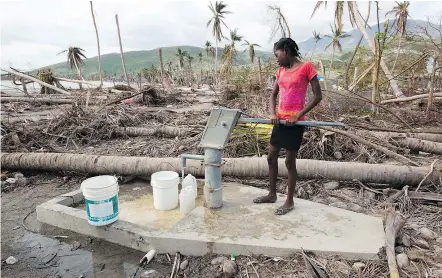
[1,84,442,277]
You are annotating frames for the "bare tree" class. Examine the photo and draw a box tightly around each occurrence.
[90,1,103,88]
[115,14,130,87]
[420,15,442,117]
[268,5,291,42]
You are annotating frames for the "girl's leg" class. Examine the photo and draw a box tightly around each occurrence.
[275,150,297,215]
[253,144,280,203]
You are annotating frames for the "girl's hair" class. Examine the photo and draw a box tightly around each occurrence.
[273,38,300,57]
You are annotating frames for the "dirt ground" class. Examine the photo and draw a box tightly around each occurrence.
[2,84,442,277]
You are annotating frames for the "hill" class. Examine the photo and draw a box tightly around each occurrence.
[298,19,436,56]
[41,46,273,77]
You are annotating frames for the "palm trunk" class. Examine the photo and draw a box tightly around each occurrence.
[427,55,438,117]
[391,35,403,75]
[115,14,130,87]
[72,58,84,90]
[372,40,380,112]
[328,50,335,77]
[90,1,103,88]
[1,97,73,104]
[20,78,28,95]
[371,61,379,112]
[318,60,328,91]
[215,40,218,73]
[345,35,364,89]
[1,153,439,186]
[351,2,404,98]
[115,126,191,137]
[158,48,164,77]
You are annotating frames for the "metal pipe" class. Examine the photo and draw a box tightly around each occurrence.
[180,154,205,181]
[180,154,204,168]
[204,148,222,208]
[238,118,345,127]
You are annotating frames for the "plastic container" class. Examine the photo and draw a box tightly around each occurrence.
[151,171,179,211]
[81,175,119,226]
[182,174,197,198]
[179,187,196,214]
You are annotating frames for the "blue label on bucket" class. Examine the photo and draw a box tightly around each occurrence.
[85,195,119,223]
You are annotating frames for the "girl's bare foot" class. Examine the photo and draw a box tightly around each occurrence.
[253,194,277,204]
[275,199,295,215]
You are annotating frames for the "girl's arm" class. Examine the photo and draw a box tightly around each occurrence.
[270,80,279,125]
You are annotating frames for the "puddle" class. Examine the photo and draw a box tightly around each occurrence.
[12,232,169,278]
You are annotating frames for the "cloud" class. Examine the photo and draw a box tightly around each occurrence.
[1,0,441,70]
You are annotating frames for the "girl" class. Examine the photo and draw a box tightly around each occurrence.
[253,38,323,215]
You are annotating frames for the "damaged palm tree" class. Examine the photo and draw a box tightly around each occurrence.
[220,29,243,77]
[57,47,87,89]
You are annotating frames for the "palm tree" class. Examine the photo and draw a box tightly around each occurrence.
[175,48,188,69]
[207,1,231,72]
[311,1,405,98]
[57,47,86,85]
[310,31,322,59]
[166,61,173,73]
[325,23,351,76]
[205,41,212,57]
[268,5,291,41]
[186,55,194,69]
[386,1,410,74]
[311,1,358,32]
[90,1,102,87]
[221,29,243,76]
[242,40,261,64]
[198,52,204,64]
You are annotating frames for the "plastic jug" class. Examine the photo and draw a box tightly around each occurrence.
[179,187,195,214]
[182,174,197,198]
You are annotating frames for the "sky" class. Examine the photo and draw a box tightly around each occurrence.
[1,0,442,70]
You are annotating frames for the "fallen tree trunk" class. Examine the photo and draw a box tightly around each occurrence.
[115,126,191,137]
[381,92,442,104]
[320,127,419,166]
[1,153,440,186]
[0,68,71,95]
[372,132,442,143]
[1,97,74,104]
[55,77,98,87]
[392,137,442,155]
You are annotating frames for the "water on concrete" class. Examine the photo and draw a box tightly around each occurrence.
[38,180,385,260]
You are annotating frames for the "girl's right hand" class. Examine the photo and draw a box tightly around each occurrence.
[270,114,279,125]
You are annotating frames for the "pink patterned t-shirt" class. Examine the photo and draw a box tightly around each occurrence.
[275,61,317,120]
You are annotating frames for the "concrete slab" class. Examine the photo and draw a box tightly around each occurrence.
[37,182,385,260]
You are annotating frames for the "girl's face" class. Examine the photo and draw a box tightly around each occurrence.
[274,49,289,67]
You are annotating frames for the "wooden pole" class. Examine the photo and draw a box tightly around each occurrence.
[90,1,103,88]
[115,14,130,87]
[1,68,70,95]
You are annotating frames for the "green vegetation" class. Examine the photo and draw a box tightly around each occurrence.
[40,46,272,78]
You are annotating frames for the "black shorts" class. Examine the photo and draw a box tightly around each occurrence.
[270,124,305,151]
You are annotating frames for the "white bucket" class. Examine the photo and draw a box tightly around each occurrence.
[151,171,179,211]
[81,175,119,226]
[180,187,196,214]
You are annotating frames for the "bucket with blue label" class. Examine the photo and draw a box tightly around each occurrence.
[81,175,119,226]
